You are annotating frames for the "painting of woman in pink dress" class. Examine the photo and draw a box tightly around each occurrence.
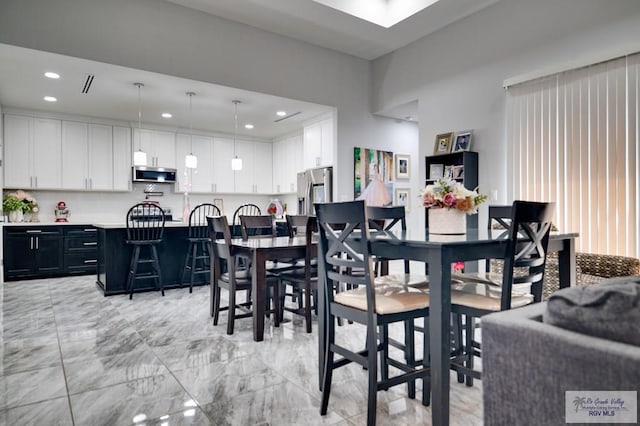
[354,147,393,206]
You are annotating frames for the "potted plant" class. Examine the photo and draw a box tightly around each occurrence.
[421,178,487,235]
[3,194,25,222]
[3,190,39,222]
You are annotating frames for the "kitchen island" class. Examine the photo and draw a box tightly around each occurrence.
[95,222,207,296]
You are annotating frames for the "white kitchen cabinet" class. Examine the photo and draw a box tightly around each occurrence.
[212,137,235,193]
[62,121,118,191]
[233,140,272,194]
[303,116,334,169]
[113,126,132,191]
[87,124,114,191]
[253,142,273,194]
[61,121,89,190]
[273,134,302,194]
[4,114,62,189]
[176,133,214,193]
[133,128,176,168]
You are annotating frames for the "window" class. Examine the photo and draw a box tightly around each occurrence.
[506,53,640,257]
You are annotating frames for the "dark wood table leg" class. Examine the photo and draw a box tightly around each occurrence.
[429,248,451,426]
[557,237,576,289]
[252,250,266,341]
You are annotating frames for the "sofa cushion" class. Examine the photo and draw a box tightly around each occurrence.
[543,276,640,346]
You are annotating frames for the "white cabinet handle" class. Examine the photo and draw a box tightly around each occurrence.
[84,259,97,264]
[30,237,33,250]
[35,237,39,250]
[83,242,98,246]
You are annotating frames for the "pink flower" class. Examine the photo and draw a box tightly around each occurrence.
[443,192,457,207]
[422,192,436,207]
[453,261,465,272]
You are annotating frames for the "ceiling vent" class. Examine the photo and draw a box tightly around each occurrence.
[274,111,301,122]
[82,74,95,94]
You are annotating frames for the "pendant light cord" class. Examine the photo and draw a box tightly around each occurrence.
[187,92,195,154]
[134,82,143,151]
[233,100,240,157]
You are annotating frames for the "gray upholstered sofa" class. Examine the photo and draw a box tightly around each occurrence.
[482,283,640,426]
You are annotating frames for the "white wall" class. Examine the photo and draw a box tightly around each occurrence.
[372,0,640,227]
[0,0,413,208]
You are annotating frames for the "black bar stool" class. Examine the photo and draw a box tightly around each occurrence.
[181,203,221,293]
[125,203,166,300]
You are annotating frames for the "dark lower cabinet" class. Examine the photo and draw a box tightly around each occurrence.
[4,227,64,280]
[64,226,98,275]
[3,225,97,281]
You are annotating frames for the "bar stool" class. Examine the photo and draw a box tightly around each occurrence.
[181,203,221,293]
[125,203,166,300]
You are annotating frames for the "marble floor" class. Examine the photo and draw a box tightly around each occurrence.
[0,275,482,425]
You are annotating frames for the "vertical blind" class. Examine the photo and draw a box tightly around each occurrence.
[506,53,640,257]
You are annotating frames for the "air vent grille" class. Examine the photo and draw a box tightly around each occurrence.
[82,74,95,94]
[274,111,301,122]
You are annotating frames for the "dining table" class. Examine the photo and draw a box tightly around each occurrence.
[213,235,310,341]
[316,227,578,426]
[216,227,578,426]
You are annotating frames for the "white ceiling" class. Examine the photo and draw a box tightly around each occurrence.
[166,0,500,60]
[0,44,334,140]
[0,1,500,134]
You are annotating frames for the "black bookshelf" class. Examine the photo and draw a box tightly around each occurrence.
[425,151,479,231]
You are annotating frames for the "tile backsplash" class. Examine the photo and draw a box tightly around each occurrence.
[3,184,298,224]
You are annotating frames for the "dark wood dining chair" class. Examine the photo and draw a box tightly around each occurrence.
[315,200,430,425]
[207,215,280,334]
[278,215,318,332]
[180,203,221,293]
[240,214,276,239]
[125,203,166,300]
[449,200,555,386]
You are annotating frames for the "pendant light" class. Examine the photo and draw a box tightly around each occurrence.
[231,100,243,171]
[184,91,197,169]
[133,82,148,167]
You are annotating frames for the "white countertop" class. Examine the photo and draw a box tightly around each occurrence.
[93,221,190,229]
[1,221,190,228]
[0,221,94,227]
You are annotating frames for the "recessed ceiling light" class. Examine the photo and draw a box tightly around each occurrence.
[276,111,287,117]
[44,96,57,102]
[44,72,60,79]
[244,124,254,129]
[161,112,172,118]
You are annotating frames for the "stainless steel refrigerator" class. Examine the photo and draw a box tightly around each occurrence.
[297,166,333,215]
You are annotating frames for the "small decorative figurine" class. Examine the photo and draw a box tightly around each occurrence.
[55,201,70,222]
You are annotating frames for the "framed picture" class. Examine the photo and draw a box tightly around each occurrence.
[434,132,454,155]
[452,131,473,152]
[395,154,410,179]
[429,163,444,180]
[444,165,454,179]
[394,188,411,209]
[452,165,464,179]
[353,147,394,205]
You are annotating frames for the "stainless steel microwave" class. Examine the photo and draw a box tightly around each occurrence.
[132,166,177,183]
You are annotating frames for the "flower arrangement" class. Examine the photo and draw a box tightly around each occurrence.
[421,178,487,215]
[3,190,39,213]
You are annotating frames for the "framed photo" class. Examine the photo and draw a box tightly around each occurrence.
[452,131,473,152]
[395,154,410,179]
[452,165,464,179]
[429,163,444,180]
[394,188,411,209]
[433,132,454,155]
[444,165,454,179]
